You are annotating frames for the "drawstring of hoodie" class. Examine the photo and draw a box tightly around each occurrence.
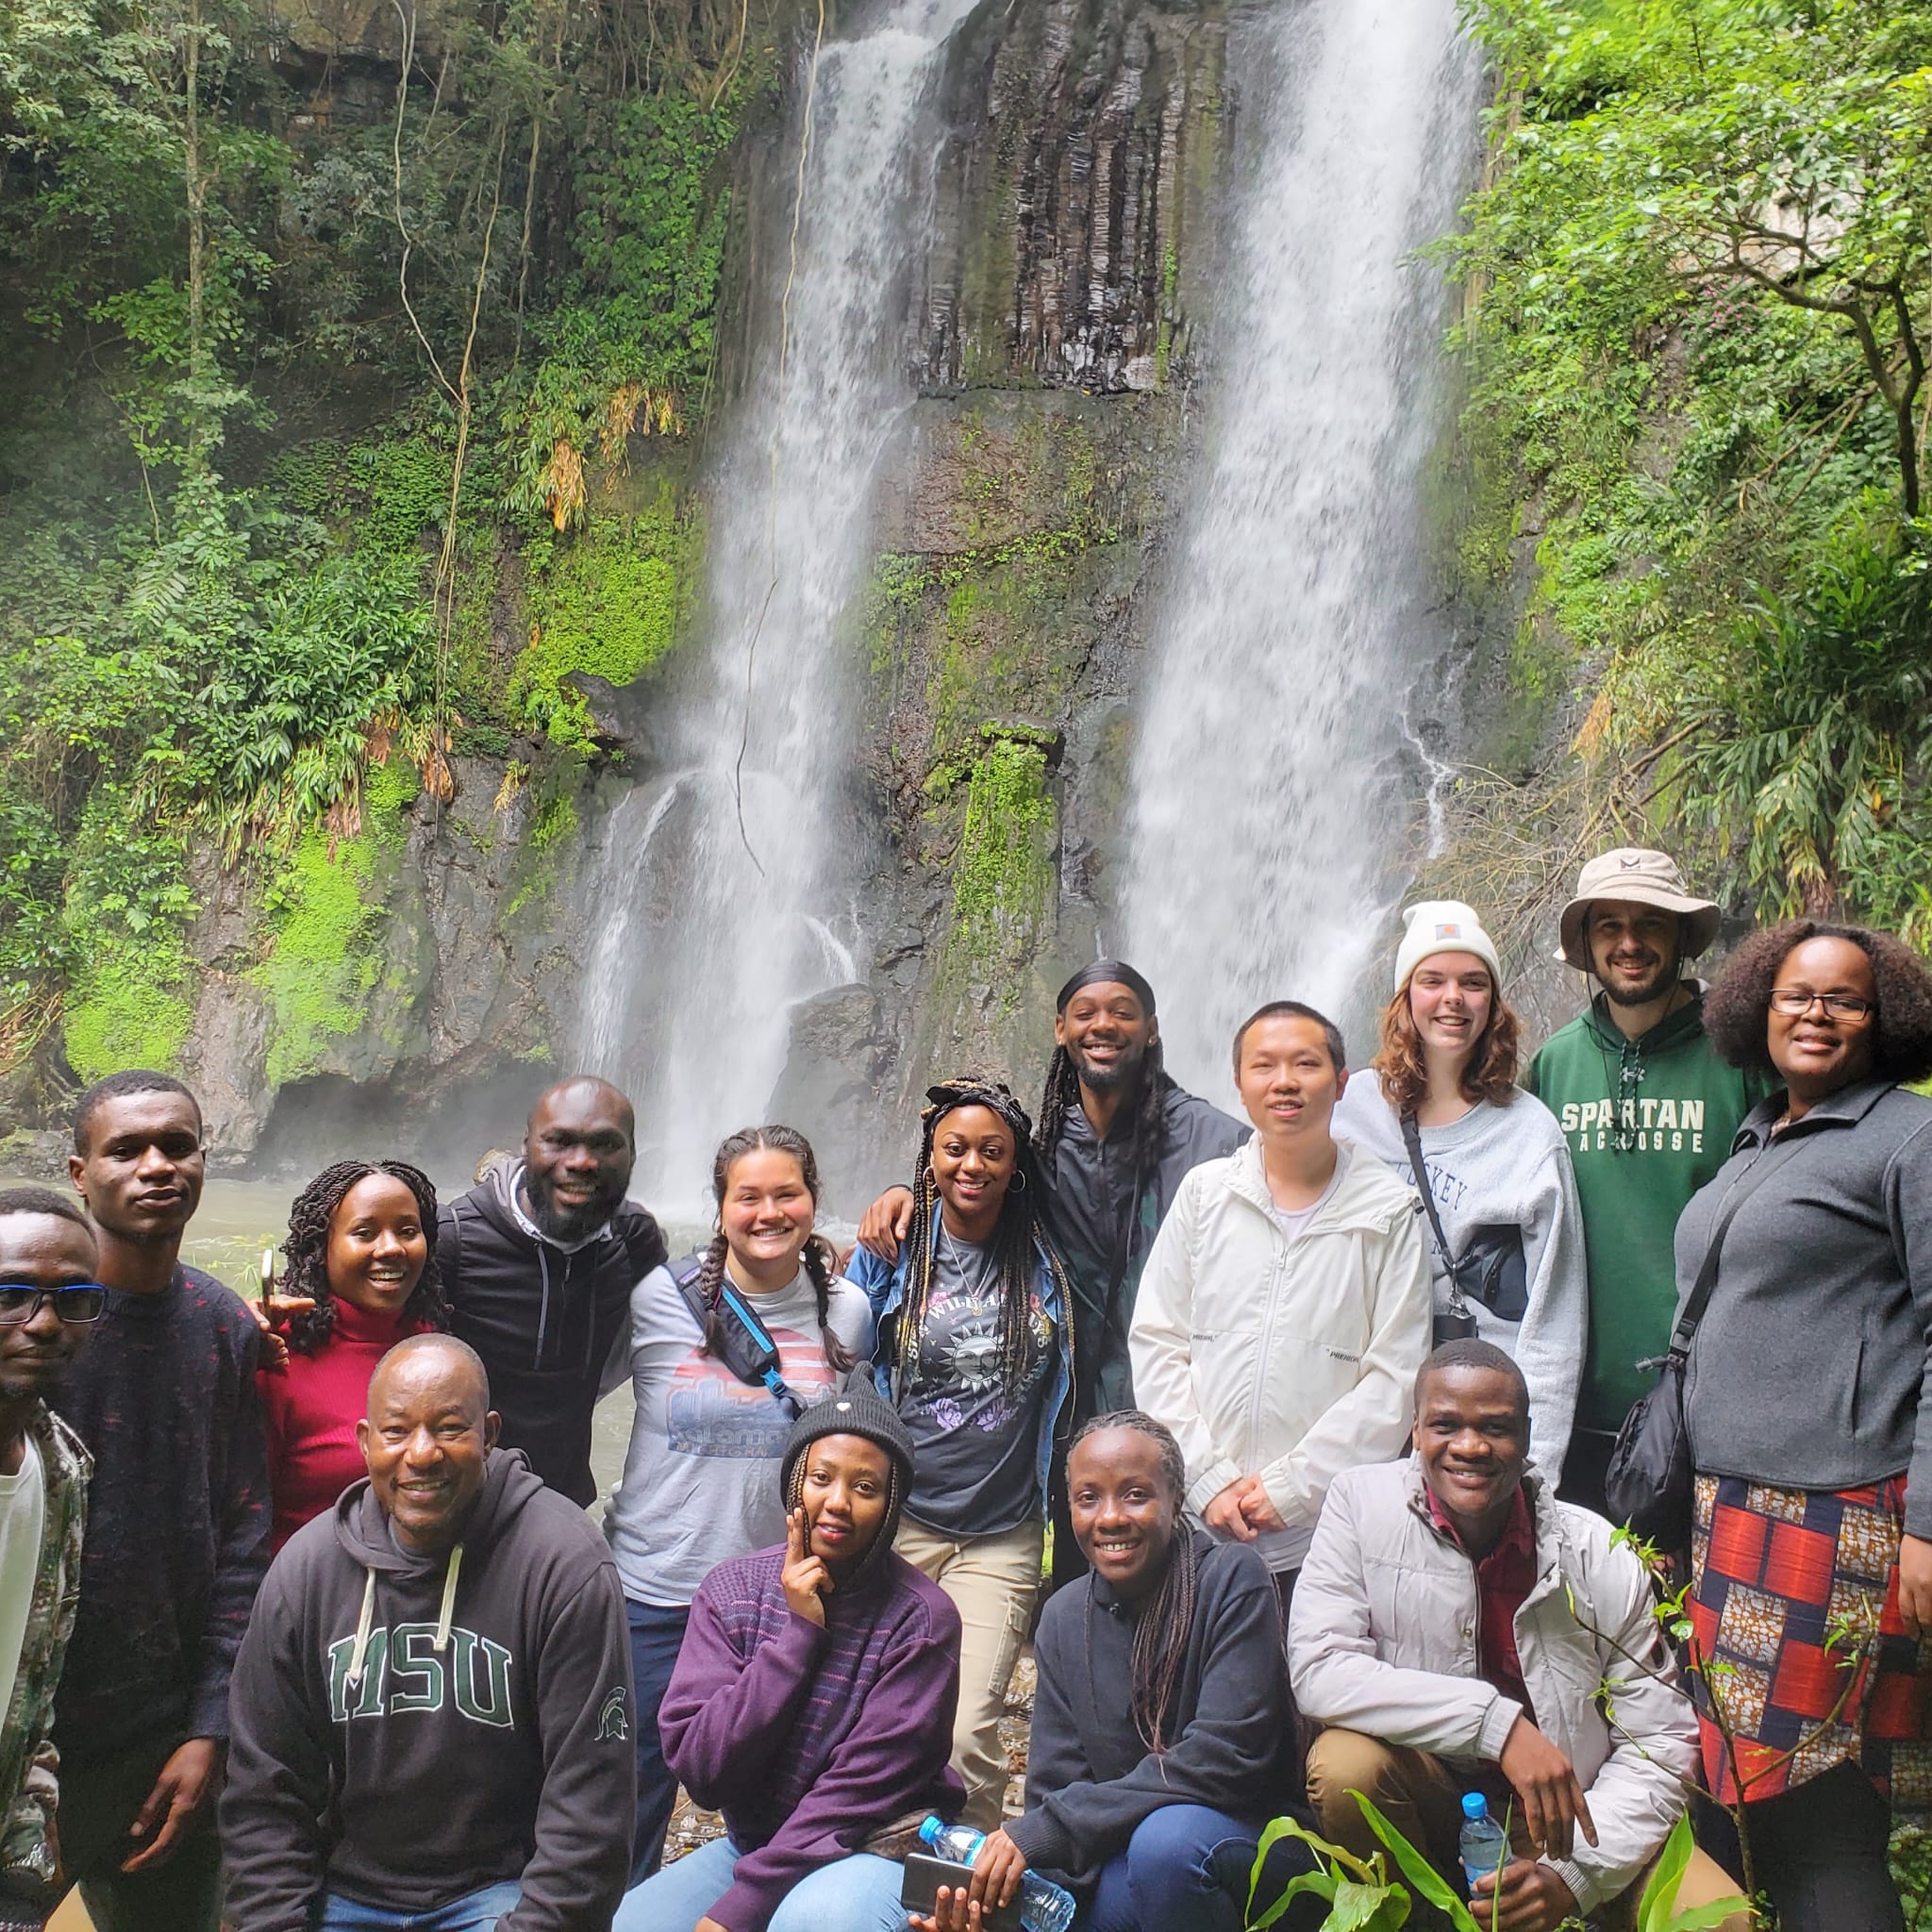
[435,1544,463,1651]
[346,1569,378,1689]
[344,1543,466,1688]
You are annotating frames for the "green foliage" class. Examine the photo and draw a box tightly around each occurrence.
[1674,505,1932,939]
[510,509,689,748]
[1446,0,1932,930]
[59,798,198,1079]
[500,83,754,525]
[251,762,416,1090]
[0,0,772,1072]
[1631,1815,1751,1932]
[941,731,1057,997]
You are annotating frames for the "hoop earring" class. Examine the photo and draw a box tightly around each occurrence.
[1008,1169,1027,1193]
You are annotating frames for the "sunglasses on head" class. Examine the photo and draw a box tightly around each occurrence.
[0,1284,110,1325]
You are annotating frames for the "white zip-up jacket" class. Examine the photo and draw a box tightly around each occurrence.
[1129,1136,1432,1571]
[1290,1457,1698,1916]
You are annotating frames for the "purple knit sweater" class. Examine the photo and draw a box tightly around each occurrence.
[660,1545,964,1932]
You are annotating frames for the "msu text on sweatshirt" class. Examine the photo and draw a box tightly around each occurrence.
[220,1449,635,1931]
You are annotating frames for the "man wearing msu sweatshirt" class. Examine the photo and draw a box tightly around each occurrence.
[439,1076,667,1504]
[221,1334,635,1932]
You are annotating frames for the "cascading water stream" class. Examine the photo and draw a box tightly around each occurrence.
[1121,0,1476,1085]
[577,0,976,1208]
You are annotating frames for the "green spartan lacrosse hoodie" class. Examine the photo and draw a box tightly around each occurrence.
[220,1448,635,1931]
[1527,991,1777,1435]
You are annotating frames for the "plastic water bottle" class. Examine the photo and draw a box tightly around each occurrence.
[918,1816,1077,1932]
[1458,1791,1508,1894]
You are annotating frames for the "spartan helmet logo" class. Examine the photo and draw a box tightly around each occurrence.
[597,1687,629,1741]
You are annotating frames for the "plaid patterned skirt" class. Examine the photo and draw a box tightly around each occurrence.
[1689,1473,1932,1810]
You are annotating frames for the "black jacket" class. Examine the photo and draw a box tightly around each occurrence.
[1006,1533,1305,1891]
[440,1160,667,1504]
[1040,1078,1248,1414]
[221,1450,636,1931]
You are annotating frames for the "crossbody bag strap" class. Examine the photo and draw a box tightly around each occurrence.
[675,1265,806,1416]
[1664,1129,1814,1357]
[1399,1110,1457,1275]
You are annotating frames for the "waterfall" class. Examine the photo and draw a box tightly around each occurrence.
[1121,0,1476,1087]
[578,0,976,1210]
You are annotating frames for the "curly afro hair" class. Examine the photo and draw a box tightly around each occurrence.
[280,1159,447,1355]
[1702,920,1932,1086]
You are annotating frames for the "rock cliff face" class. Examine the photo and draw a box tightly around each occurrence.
[66,0,1247,1188]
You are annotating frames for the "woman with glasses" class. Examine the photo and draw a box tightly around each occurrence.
[257,1160,446,1552]
[1681,920,1932,1932]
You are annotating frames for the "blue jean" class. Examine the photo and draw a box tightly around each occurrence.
[308,1880,522,1930]
[626,1596,693,1881]
[1085,1804,1316,1932]
[613,1835,908,1932]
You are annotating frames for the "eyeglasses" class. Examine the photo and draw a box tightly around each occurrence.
[1770,990,1874,1021]
[0,1284,110,1325]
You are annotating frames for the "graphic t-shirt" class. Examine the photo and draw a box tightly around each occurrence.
[604,1266,873,1606]
[898,1233,1056,1538]
[1526,991,1778,1431]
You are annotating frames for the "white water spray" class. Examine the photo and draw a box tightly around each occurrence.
[1121,0,1475,1083]
[578,0,977,1209]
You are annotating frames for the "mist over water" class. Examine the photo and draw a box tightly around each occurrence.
[1122,0,1476,1087]
[576,0,978,1214]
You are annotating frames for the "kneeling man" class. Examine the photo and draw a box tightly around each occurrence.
[221,1334,634,1931]
[1289,1340,1743,1932]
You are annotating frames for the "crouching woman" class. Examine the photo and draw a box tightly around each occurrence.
[614,1393,963,1932]
[918,1412,1317,1932]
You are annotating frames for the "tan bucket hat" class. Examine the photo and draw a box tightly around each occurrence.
[1556,847,1721,970]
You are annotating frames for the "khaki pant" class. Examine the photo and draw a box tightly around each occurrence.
[894,1514,1043,1831]
[1306,1727,1751,1932]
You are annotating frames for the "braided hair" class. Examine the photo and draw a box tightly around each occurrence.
[281,1159,446,1356]
[1072,1408,1197,1754]
[1035,1035,1173,1174]
[896,1078,1073,1400]
[695,1125,855,1374]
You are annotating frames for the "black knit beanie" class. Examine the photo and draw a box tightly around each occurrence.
[779,1390,916,1505]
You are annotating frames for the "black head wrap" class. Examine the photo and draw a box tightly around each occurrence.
[1056,958,1157,1016]
[923,1076,1035,1144]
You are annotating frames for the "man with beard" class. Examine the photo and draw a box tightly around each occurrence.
[859,962,1244,1579]
[55,1072,270,1932]
[439,1076,667,1506]
[1524,852,1774,1515]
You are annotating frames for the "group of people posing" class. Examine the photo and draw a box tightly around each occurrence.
[3,842,1929,1932]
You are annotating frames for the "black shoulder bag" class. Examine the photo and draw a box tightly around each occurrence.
[1399,1113,1528,1344]
[670,1257,808,1418]
[1605,1132,1809,1549]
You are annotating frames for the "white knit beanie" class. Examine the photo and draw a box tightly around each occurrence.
[1392,900,1504,993]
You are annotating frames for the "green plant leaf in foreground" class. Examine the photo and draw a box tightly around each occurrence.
[1351,1790,1484,1932]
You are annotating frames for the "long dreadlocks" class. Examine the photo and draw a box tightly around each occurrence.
[1035,1037,1174,1172]
[694,1124,855,1374]
[281,1159,446,1356]
[894,1078,1074,1400]
[1072,1408,1197,1754]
